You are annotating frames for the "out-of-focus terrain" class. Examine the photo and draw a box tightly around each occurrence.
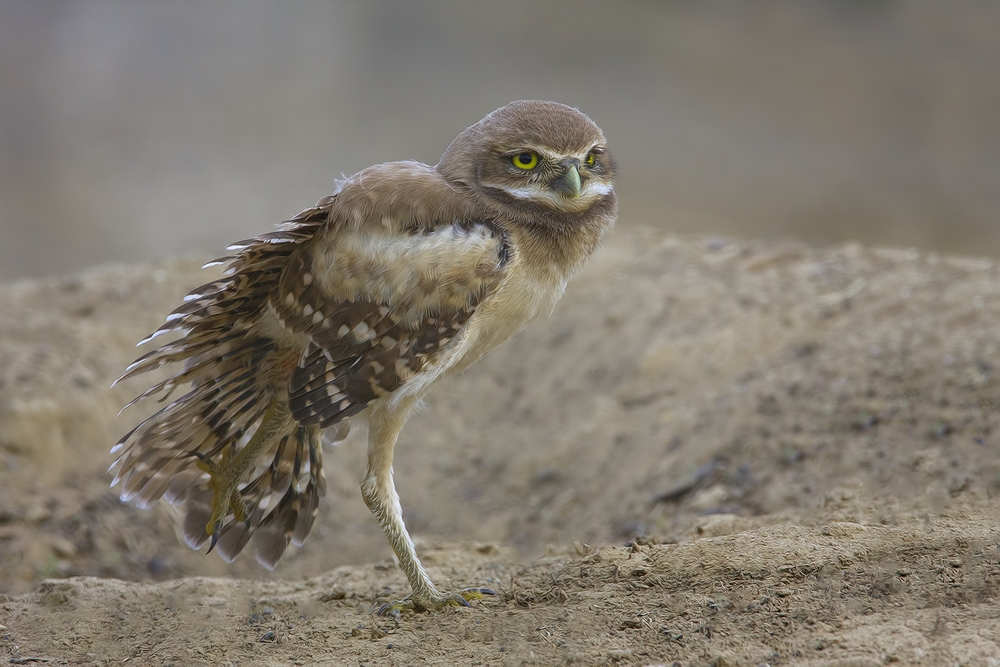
[2,1,999,279]
[2,227,999,664]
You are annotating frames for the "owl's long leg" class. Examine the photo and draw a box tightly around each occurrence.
[362,400,493,614]
[361,399,439,603]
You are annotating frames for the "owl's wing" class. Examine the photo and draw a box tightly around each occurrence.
[198,215,509,567]
[112,177,510,568]
[111,202,334,567]
[271,219,511,427]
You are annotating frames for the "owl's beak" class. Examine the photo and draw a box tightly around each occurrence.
[553,160,582,198]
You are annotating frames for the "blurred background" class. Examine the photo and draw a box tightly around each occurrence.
[1,0,998,280]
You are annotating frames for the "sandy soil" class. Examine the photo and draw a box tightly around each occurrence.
[1,226,999,665]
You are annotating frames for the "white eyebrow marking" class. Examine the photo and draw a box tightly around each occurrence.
[509,145,597,163]
[482,180,614,212]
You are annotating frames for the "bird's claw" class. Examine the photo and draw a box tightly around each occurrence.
[193,450,245,537]
[376,587,496,616]
[454,587,496,604]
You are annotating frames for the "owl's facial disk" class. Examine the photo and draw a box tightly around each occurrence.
[435,100,616,215]
[481,145,614,213]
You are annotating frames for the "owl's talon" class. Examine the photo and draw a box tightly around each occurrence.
[206,528,221,554]
[376,587,495,616]
[459,587,496,602]
[189,450,212,464]
[194,453,239,537]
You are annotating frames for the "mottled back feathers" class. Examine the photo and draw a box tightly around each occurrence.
[273,214,510,427]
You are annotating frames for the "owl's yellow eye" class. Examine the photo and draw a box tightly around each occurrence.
[585,152,596,167]
[511,152,539,170]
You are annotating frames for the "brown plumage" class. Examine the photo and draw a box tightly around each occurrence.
[111,100,617,611]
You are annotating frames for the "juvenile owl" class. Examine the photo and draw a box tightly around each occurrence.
[112,100,617,612]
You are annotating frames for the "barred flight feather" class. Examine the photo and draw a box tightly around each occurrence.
[112,196,511,568]
[112,206,327,567]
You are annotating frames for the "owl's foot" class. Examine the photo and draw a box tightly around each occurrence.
[376,587,496,617]
[192,450,247,542]
[191,398,289,544]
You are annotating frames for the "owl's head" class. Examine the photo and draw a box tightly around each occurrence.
[437,100,617,218]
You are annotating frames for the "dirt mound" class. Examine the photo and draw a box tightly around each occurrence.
[2,515,998,665]
[2,226,999,664]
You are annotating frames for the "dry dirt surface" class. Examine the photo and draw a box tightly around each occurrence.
[1,225,999,665]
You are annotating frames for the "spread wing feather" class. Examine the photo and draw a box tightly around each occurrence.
[112,173,511,569]
[111,203,330,567]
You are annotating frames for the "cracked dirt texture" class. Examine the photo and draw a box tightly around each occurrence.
[1,226,999,665]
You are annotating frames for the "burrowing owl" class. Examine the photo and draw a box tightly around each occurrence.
[112,100,617,612]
